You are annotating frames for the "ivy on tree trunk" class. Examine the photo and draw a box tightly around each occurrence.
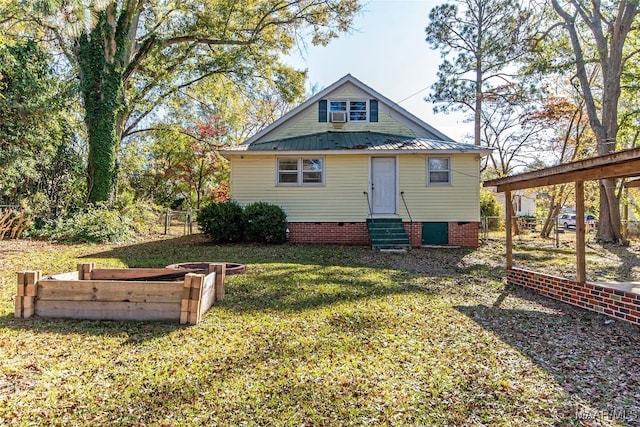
[77,8,130,204]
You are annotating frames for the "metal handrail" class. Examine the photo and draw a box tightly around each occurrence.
[400,191,413,223]
[363,191,373,218]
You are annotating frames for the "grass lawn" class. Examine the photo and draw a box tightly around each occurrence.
[0,234,639,426]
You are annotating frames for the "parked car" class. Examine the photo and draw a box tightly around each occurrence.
[558,213,598,229]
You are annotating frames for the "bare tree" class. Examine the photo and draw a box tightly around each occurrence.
[550,0,639,243]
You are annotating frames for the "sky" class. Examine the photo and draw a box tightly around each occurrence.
[285,0,471,142]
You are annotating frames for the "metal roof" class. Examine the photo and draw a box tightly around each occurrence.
[223,132,487,153]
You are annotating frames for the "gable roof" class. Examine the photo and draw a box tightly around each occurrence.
[242,74,455,146]
[222,131,489,155]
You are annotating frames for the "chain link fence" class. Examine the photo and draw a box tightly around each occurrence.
[162,209,198,236]
[481,216,640,245]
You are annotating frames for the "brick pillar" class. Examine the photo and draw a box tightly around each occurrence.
[403,222,422,247]
[448,222,479,247]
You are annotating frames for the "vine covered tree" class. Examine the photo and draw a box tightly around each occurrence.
[19,0,360,203]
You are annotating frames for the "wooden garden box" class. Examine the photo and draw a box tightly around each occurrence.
[15,263,225,325]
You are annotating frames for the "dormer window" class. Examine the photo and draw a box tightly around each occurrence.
[329,100,367,122]
[349,101,367,121]
[319,99,378,123]
[329,101,347,122]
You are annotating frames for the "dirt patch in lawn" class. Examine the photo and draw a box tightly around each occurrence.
[0,239,50,258]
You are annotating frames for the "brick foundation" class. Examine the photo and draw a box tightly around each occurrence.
[288,221,479,248]
[287,222,369,245]
[508,268,640,326]
[448,222,479,247]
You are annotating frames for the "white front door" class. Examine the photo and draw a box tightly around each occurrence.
[371,157,396,214]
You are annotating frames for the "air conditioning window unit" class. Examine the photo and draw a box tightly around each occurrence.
[330,111,347,123]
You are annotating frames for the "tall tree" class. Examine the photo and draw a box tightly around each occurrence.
[18,0,359,203]
[0,38,82,210]
[425,0,532,146]
[550,0,639,243]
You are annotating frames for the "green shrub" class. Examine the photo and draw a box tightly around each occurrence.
[197,200,244,243]
[480,189,503,231]
[41,204,132,243]
[26,197,163,243]
[117,195,161,235]
[244,202,287,244]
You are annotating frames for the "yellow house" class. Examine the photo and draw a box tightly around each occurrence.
[220,75,490,248]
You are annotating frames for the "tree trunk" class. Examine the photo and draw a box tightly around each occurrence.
[540,186,566,238]
[474,0,483,147]
[550,0,637,244]
[76,7,131,204]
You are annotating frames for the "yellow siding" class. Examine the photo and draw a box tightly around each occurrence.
[399,154,481,222]
[266,82,421,141]
[229,155,370,222]
[330,85,365,99]
[229,153,481,222]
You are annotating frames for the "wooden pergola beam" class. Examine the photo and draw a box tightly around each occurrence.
[505,190,513,269]
[625,178,640,188]
[484,146,640,192]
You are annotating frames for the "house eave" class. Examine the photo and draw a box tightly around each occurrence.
[220,148,491,158]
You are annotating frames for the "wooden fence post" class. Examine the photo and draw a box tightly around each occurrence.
[164,210,171,235]
[187,209,193,235]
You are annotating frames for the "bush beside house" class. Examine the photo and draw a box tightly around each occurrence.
[244,202,287,243]
[198,200,286,244]
[197,200,245,243]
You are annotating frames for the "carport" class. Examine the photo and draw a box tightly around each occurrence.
[484,147,640,325]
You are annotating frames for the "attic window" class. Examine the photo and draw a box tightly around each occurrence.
[349,101,367,121]
[329,100,368,122]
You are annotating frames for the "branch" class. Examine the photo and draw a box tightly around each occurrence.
[126,126,197,139]
[551,0,604,137]
[622,46,640,64]
[123,67,233,138]
[122,35,156,83]
[163,36,252,47]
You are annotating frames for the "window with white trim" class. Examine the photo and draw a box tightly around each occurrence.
[277,157,324,185]
[427,157,451,185]
[349,101,367,121]
[328,100,368,122]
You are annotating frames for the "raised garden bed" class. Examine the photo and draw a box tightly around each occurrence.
[15,263,226,325]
